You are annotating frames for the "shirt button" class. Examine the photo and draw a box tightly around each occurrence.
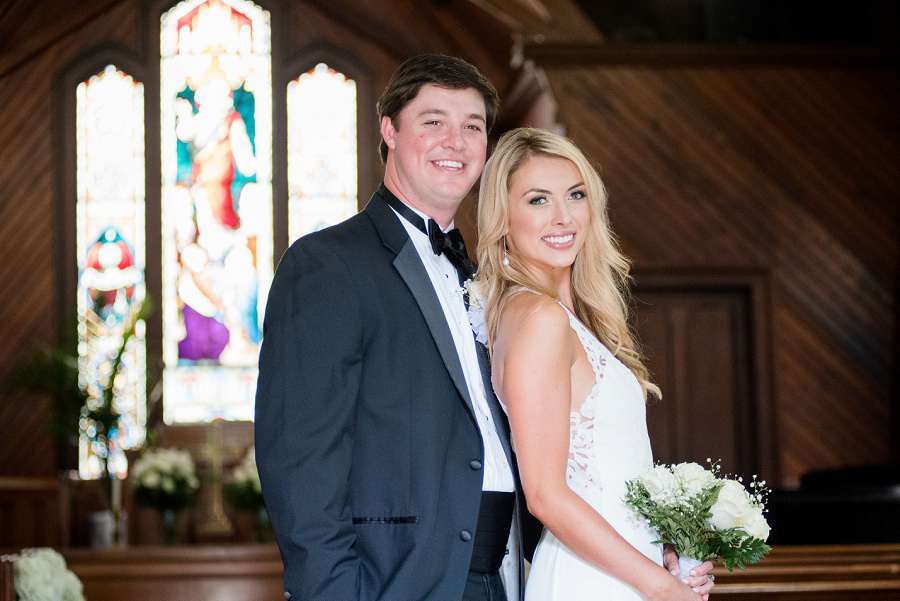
[460,530,472,542]
[470,460,482,470]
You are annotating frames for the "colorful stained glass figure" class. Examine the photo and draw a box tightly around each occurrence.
[76,65,147,479]
[161,0,272,423]
[287,63,358,244]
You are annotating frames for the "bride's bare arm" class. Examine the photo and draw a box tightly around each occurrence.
[492,297,700,601]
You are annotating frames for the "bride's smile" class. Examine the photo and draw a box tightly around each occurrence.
[505,154,591,285]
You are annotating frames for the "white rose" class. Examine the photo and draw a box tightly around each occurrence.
[738,509,771,541]
[640,465,677,501]
[708,480,755,530]
[673,462,716,495]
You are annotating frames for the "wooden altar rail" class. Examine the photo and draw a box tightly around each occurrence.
[56,543,900,601]
[64,544,284,601]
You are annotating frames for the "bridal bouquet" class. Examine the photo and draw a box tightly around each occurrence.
[131,447,201,511]
[625,460,771,574]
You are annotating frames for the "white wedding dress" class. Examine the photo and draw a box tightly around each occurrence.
[524,302,663,601]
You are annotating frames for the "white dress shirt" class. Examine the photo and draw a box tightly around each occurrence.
[391,204,514,492]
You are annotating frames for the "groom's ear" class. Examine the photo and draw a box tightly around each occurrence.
[380,116,397,150]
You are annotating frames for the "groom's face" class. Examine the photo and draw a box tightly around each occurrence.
[381,84,488,220]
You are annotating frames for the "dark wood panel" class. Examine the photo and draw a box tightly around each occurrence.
[634,274,763,480]
[540,59,898,487]
[0,477,63,549]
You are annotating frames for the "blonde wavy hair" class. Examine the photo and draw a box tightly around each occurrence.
[475,127,660,400]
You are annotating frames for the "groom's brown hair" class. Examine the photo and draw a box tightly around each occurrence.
[376,54,500,164]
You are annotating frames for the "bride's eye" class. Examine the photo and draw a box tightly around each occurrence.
[529,195,548,205]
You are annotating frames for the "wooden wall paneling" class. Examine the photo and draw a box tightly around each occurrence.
[0,1,142,478]
[532,48,897,487]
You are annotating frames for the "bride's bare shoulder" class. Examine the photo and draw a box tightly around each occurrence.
[495,291,570,349]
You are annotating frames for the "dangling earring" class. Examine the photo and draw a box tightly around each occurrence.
[502,237,510,266]
[502,254,510,266]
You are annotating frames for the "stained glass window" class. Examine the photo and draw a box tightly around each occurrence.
[76,65,146,479]
[160,0,272,423]
[287,63,358,243]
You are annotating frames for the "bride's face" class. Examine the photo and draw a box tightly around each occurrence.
[505,154,591,277]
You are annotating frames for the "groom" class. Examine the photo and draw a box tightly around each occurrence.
[256,54,525,601]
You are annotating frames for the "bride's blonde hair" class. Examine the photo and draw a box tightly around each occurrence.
[475,127,660,400]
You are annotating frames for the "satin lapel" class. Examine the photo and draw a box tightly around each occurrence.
[393,245,476,419]
[363,190,476,420]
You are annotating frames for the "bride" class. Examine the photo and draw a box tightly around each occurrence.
[475,128,714,600]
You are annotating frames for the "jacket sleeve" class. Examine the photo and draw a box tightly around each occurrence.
[255,238,364,600]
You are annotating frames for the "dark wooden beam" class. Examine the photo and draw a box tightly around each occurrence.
[524,42,900,68]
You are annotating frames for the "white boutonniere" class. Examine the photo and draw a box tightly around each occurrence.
[462,278,488,345]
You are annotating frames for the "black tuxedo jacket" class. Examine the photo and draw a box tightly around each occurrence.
[255,187,530,600]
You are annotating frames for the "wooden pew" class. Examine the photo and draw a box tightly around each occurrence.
[710,544,900,600]
[64,544,284,601]
[60,543,900,601]
[0,555,14,601]
[0,476,66,549]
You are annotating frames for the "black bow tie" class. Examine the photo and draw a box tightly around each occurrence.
[427,220,474,278]
[380,184,476,280]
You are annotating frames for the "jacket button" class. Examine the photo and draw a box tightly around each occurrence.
[470,460,482,470]
[284,593,291,600]
[460,530,472,542]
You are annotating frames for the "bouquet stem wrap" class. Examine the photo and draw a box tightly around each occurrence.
[677,556,703,581]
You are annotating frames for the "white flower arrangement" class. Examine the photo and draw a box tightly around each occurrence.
[12,548,84,601]
[625,460,771,573]
[224,447,265,510]
[462,278,488,345]
[131,447,201,511]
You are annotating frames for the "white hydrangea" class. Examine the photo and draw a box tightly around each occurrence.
[13,548,84,601]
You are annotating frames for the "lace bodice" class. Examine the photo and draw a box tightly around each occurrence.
[558,303,654,513]
[525,300,663,601]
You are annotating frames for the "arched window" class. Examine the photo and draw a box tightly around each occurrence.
[75,65,147,478]
[69,0,367,476]
[287,63,358,244]
[159,0,273,423]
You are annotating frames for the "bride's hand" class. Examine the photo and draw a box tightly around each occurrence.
[641,571,704,601]
[662,545,715,601]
